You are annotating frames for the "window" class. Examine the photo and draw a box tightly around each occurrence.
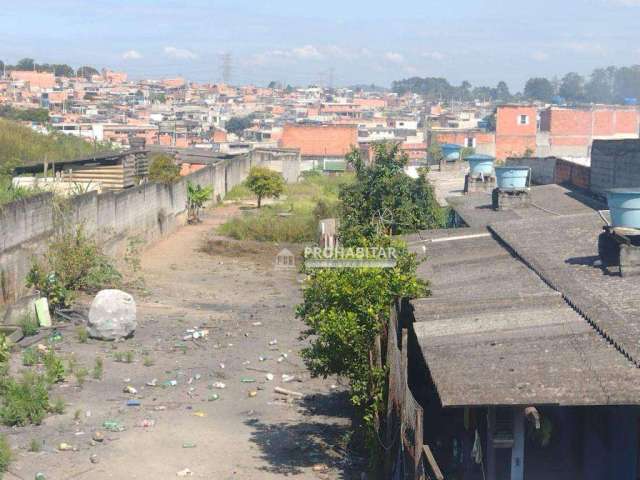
[465,137,476,148]
[518,114,529,125]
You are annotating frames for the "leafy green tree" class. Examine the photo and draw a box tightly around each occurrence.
[559,72,585,102]
[340,143,446,242]
[15,58,35,71]
[524,77,555,102]
[52,64,75,77]
[77,66,99,79]
[496,81,511,102]
[148,154,181,184]
[245,166,284,208]
[428,141,444,163]
[186,181,213,223]
[586,67,615,103]
[225,114,256,136]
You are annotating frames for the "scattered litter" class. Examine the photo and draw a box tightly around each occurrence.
[194,374,201,381]
[155,406,167,411]
[242,360,251,365]
[240,377,256,383]
[35,297,51,327]
[252,322,262,326]
[193,411,207,417]
[92,431,104,442]
[103,420,125,432]
[265,373,274,381]
[147,379,158,387]
[58,443,73,451]
[163,380,178,387]
[126,400,141,407]
[219,363,225,369]
[212,382,226,389]
[123,385,137,394]
[269,340,278,346]
[274,386,303,398]
[90,453,99,464]
[138,419,155,428]
[281,374,295,383]
[182,442,197,448]
[330,384,338,390]
[313,464,328,472]
[248,390,257,398]
[208,394,220,402]
[259,356,267,362]
[35,473,46,480]
[177,468,193,477]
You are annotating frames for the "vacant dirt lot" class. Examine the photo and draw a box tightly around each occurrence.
[2,205,359,479]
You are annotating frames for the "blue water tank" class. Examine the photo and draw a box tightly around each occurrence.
[607,189,640,229]
[441,143,462,161]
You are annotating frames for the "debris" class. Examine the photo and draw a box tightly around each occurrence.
[313,464,328,472]
[90,454,99,464]
[182,442,197,448]
[240,377,256,383]
[265,373,274,381]
[58,442,73,451]
[281,374,295,383]
[155,406,167,411]
[259,356,267,362]
[92,431,104,442]
[126,400,141,407]
[274,386,303,398]
[248,390,257,398]
[138,419,155,428]
[164,380,178,387]
[123,385,138,394]
[211,382,226,389]
[147,378,158,387]
[103,420,125,432]
[219,363,225,369]
[176,468,193,477]
[87,289,137,341]
[35,297,51,327]
[269,339,278,346]
[252,322,262,326]
[330,384,338,390]
[193,411,207,417]
[35,473,46,480]
[208,394,220,401]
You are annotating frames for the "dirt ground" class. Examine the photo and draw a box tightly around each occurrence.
[2,205,361,479]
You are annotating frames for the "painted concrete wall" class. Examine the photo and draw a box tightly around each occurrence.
[0,154,258,306]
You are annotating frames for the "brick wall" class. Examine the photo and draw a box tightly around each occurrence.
[281,124,357,157]
[554,159,590,189]
[496,106,537,160]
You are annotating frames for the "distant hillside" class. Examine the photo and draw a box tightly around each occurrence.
[0,118,113,175]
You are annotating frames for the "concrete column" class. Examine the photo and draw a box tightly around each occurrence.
[511,408,525,480]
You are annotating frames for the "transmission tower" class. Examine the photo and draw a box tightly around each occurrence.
[220,53,232,85]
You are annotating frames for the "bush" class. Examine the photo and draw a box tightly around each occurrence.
[21,347,40,367]
[0,371,49,426]
[18,313,38,337]
[148,154,180,184]
[0,435,10,475]
[43,349,65,384]
[245,166,285,208]
[26,225,121,309]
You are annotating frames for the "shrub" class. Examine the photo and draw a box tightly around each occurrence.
[0,334,10,365]
[186,181,213,223]
[21,347,40,367]
[92,357,103,380]
[43,350,65,384]
[245,166,285,208]
[0,435,11,475]
[50,397,65,415]
[218,206,316,243]
[0,371,50,426]
[76,326,88,344]
[148,154,180,184]
[26,225,121,309]
[28,438,42,453]
[74,367,88,388]
[18,313,39,337]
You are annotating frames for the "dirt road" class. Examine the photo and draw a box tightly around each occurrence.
[3,205,357,479]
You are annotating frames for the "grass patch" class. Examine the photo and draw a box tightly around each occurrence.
[218,173,351,243]
[28,438,42,453]
[76,326,88,343]
[223,183,253,201]
[93,357,103,380]
[21,347,40,367]
[18,313,39,337]
[0,435,11,475]
[0,372,49,426]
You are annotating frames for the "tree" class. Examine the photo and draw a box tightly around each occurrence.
[77,66,99,79]
[244,166,284,208]
[148,154,181,185]
[225,114,256,136]
[427,141,444,163]
[52,64,75,77]
[15,58,35,71]
[496,81,511,102]
[586,67,615,103]
[524,77,555,102]
[186,181,213,223]
[559,72,585,102]
[340,143,447,241]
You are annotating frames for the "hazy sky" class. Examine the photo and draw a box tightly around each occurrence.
[2,0,640,90]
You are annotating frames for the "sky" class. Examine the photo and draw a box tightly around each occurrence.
[2,0,640,90]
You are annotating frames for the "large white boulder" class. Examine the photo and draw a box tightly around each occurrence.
[87,289,137,340]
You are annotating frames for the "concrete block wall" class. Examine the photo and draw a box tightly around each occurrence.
[0,154,259,306]
[505,157,558,185]
[591,139,640,196]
